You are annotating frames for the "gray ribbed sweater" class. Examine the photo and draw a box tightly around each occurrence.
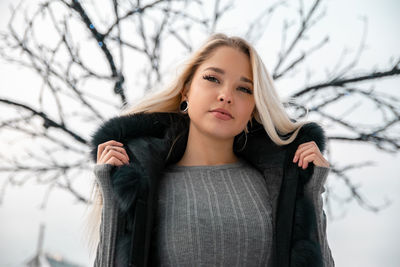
[93,159,334,267]
[155,158,273,266]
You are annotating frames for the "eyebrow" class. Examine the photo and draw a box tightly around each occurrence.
[203,67,253,86]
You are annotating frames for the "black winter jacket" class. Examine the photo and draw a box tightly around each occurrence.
[89,112,329,267]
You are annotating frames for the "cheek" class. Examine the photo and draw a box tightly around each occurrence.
[238,99,255,115]
[189,87,213,105]
[187,92,208,116]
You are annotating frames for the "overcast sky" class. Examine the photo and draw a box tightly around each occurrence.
[0,0,399,266]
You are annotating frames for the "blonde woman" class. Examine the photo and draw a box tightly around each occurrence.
[87,33,334,267]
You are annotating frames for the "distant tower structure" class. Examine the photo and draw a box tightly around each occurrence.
[25,222,84,267]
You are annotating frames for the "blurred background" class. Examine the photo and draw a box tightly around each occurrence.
[0,0,399,266]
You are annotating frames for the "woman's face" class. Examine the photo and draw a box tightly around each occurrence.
[184,46,255,140]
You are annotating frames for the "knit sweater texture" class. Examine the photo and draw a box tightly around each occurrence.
[92,159,334,267]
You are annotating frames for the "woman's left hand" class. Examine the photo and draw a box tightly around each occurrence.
[292,141,330,169]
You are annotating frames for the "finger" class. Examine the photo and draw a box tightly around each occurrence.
[298,149,316,167]
[104,145,129,161]
[106,156,124,166]
[101,150,128,165]
[301,154,317,169]
[106,148,129,164]
[118,145,130,160]
[97,140,123,163]
[293,143,315,163]
[295,144,315,166]
[99,146,129,165]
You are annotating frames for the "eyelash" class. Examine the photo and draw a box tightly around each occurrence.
[202,74,253,95]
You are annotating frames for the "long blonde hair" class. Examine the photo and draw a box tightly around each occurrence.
[83,32,313,256]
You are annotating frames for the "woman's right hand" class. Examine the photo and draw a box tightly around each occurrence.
[96,140,130,166]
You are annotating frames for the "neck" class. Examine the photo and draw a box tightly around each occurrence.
[176,122,240,166]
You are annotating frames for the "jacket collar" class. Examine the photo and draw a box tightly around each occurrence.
[89,111,326,169]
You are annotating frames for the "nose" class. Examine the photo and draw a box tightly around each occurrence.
[218,86,233,104]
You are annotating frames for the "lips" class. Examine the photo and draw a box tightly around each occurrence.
[211,111,232,120]
[210,108,233,118]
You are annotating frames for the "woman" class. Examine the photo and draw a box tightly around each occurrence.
[87,33,334,267]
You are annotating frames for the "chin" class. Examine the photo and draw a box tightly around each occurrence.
[190,114,241,139]
[207,125,242,140]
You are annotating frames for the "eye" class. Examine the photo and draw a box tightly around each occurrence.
[238,87,253,95]
[202,74,219,83]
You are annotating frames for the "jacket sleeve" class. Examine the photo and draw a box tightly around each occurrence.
[304,166,335,267]
[93,164,119,267]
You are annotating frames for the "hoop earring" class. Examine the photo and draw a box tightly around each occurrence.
[179,100,188,113]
